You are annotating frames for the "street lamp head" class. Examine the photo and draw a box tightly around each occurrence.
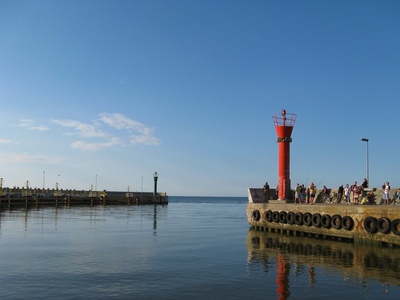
[361,138,369,142]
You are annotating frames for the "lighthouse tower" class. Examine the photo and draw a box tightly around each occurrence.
[272,110,297,201]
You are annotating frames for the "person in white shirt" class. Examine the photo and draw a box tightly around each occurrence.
[383,182,390,205]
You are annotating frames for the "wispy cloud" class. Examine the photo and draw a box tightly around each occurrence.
[51,119,106,138]
[0,152,65,164]
[52,113,160,151]
[71,137,123,151]
[130,135,160,145]
[19,119,49,131]
[99,113,148,133]
[0,138,11,144]
[100,113,160,146]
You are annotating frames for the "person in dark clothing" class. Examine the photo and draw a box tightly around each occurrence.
[263,182,270,200]
[337,185,344,203]
[361,178,368,188]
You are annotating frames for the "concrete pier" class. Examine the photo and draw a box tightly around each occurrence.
[247,187,400,246]
[0,188,168,208]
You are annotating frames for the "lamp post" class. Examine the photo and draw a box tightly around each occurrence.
[153,172,158,196]
[361,138,369,185]
[26,180,29,197]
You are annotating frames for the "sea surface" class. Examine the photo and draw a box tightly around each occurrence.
[1,196,400,299]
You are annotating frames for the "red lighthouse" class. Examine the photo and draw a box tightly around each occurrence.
[272,110,297,201]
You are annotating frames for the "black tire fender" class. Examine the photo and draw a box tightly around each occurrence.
[341,216,354,231]
[391,219,400,236]
[265,210,273,222]
[377,217,391,234]
[311,213,322,227]
[272,211,280,223]
[321,214,331,228]
[279,211,287,224]
[331,214,342,229]
[294,212,303,225]
[252,210,261,221]
[287,211,295,225]
[303,212,312,226]
[364,216,377,233]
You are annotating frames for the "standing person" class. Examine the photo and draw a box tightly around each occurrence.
[380,183,386,204]
[323,186,328,194]
[351,181,359,204]
[301,184,306,203]
[322,185,330,202]
[344,184,351,204]
[354,185,361,204]
[263,182,270,201]
[309,182,316,204]
[306,187,310,204]
[337,185,344,204]
[294,183,301,204]
[361,178,368,189]
[383,182,391,205]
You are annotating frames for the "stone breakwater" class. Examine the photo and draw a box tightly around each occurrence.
[247,202,400,246]
[247,187,400,246]
[0,190,168,207]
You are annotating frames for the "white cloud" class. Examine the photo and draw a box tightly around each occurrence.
[19,119,49,131]
[99,113,148,133]
[71,137,123,151]
[52,119,107,138]
[19,119,33,127]
[52,113,161,151]
[0,138,11,144]
[130,135,160,145]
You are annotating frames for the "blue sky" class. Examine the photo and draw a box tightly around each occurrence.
[1,0,399,196]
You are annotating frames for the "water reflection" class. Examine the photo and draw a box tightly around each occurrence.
[246,228,400,299]
[153,205,157,236]
[0,204,167,237]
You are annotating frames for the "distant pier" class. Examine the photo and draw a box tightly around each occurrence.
[0,188,168,208]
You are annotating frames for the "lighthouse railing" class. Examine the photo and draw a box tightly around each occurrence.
[272,113,297,127]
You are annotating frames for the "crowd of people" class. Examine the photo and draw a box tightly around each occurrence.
[293,182,317,204]
[263,178,400,205]
[334,178,370,205]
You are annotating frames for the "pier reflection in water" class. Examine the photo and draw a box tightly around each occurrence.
[247,229,400,299]
[0,203,166,236]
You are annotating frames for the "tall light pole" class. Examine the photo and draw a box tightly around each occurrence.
[43,171,45,190]
[361,138,369,185]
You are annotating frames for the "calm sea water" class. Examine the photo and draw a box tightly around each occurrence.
[1,196,400,299]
